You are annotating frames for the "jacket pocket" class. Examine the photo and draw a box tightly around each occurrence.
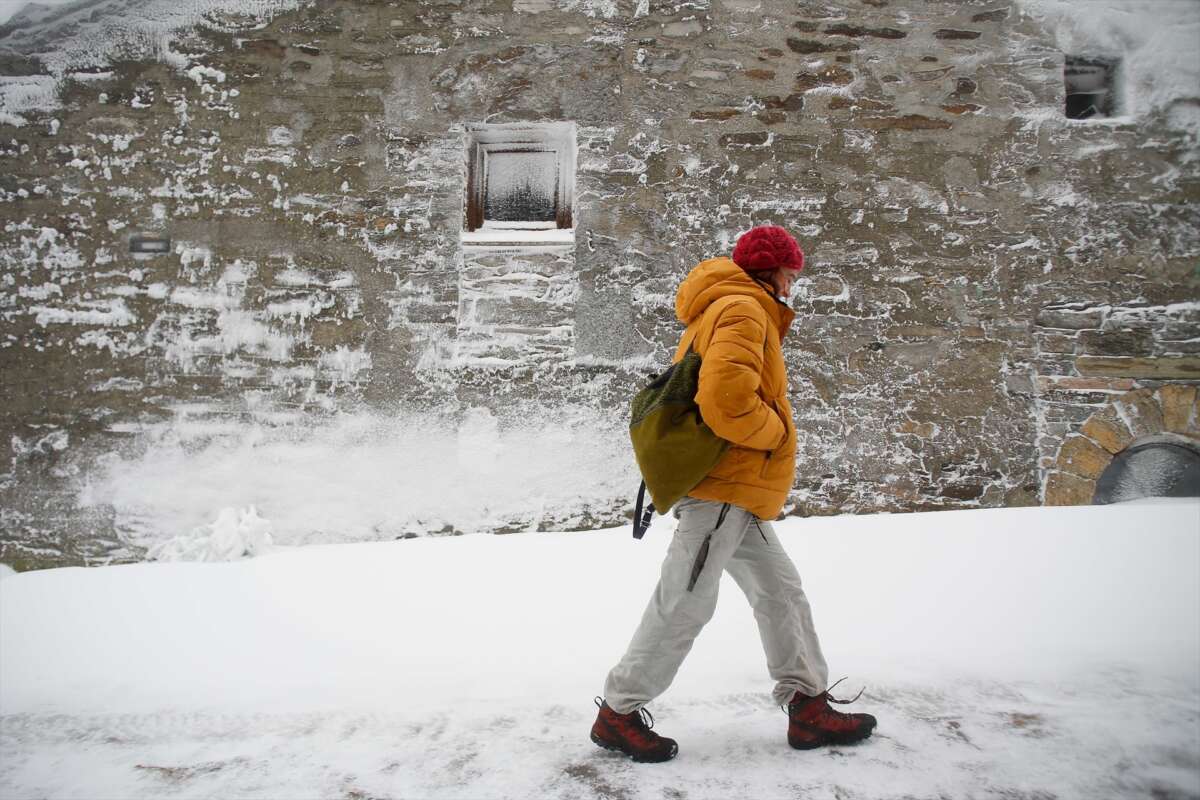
[759,450,773,478]
[760,397,794,479]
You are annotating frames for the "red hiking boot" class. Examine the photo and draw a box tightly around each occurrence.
[590,698,679,763]
[787,679,877,750]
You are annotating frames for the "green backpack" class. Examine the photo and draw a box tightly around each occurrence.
[629,331,729,538]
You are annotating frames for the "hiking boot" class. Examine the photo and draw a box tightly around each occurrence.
[787,679,877,750]
[590,698,679,763]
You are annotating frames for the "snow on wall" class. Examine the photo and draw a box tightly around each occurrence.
[4,2,1192,133]
[1014,0,1200,135]
[453,252,579,366]
[0,0,309,124]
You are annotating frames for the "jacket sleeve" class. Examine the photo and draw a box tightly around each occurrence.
[695,301,787,451]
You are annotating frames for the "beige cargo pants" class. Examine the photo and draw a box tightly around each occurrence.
[604,496,829,713]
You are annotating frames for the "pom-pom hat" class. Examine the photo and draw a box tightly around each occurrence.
[731,225,805,273]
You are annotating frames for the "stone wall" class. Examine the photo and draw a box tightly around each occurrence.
[1,0,1198,568]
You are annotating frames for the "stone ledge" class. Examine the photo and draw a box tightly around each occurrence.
[1035,306,1105,330]
[941,103,982,115]
[795,66,854,91]
[934,29,982,40]
[823,23,907,39]
[971,9,1008,22]
[1075,356,1200,379]
[860,114,952,131]
[786,38,859,54]
[1036,376,1137,393]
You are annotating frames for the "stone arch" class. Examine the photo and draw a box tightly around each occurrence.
[1044,385,1200,505]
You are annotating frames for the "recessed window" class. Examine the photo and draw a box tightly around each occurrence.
[463,122,575,249]
[1064,56,1119,120]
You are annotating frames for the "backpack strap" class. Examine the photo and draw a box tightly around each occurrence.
[633,481,656,539]
[672,323,702,363]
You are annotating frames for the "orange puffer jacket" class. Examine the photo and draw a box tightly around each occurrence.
[672,257,797,520]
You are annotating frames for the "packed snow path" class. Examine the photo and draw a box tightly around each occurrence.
[2,500,1198,799]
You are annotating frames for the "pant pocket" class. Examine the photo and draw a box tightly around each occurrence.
[686,534,712,592]
[684,502,730,592]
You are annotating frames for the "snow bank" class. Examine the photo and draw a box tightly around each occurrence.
[82,405,637,548]
[144,505,274,562]
[2,498,1196,716]
[1016,0,1200,134]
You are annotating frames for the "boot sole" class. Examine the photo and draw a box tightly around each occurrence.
[789,722,877,750]
[590,731,679,763]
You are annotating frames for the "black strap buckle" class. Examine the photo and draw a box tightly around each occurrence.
[633,481,655,539]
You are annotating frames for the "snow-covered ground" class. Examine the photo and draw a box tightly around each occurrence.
[1,498,1198,799]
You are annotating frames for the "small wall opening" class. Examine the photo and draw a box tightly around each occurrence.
[129,233,171,256]
[1093,435,1200,504]
[1064,56,1119,119]
[462,122,576,250]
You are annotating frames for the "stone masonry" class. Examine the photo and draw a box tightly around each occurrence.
[1,0,1198,568]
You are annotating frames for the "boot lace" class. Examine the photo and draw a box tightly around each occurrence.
[783,677,866,713]
[824,676,866,706]
[595,697,659,735]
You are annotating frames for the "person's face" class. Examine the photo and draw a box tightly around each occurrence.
[769,268,801,300]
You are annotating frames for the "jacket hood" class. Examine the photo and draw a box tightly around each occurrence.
[675,257,796,337]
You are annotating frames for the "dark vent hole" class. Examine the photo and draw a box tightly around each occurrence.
[1065,56,1119,119]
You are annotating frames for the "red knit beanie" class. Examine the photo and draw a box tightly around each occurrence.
[731,225,805,273]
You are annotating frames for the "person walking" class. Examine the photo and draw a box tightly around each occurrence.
[590,225,876,763]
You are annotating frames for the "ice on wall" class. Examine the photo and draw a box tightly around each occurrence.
[0,0,309,123]
[1015,0,1200,134]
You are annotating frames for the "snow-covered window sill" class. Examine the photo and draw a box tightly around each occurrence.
[460,228,576,253]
